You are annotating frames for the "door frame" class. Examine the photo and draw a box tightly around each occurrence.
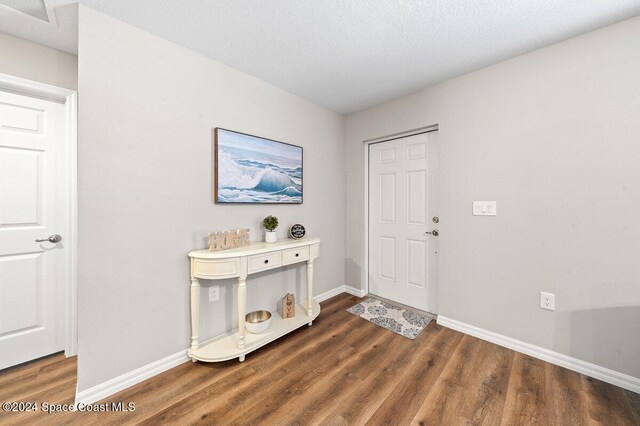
[362,124,438,306]
[0,72,78,356]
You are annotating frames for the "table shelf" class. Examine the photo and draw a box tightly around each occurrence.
[188,300,320,362]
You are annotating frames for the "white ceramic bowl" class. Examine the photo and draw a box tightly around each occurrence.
[245,310,272,334]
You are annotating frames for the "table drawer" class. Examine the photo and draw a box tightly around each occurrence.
[282,246,309,265]
[194,259,240,279]
[248,251,282,274]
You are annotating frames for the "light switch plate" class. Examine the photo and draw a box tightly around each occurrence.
[473,201,497,216]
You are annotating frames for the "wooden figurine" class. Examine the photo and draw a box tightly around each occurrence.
[282,293,295,319]
[224,230,237,249]
[208,232,225,251]
[239,228,250,246]
[209,228,251,252]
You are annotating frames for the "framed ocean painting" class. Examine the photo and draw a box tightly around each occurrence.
[214,128,303,204]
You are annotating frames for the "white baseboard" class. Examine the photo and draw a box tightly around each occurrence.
[345,285,367,298]
[437,316,640,394]
[315,285,367,302]
[75,350,189,405]
[315,285,347,302]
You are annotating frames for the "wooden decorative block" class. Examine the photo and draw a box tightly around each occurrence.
[282,293,295,319]
[209,228,250,252]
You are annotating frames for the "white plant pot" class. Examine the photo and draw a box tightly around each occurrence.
[265,231,277,243]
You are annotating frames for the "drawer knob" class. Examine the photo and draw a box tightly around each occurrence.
[264,259,269,264]
[295,253,299,257]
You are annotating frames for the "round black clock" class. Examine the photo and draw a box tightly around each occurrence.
[289,224,306,239]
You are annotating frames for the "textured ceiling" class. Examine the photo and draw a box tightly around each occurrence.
[4,1,640,114]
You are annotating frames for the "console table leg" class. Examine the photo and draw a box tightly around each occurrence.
[237,275,247,350]
[307,259,314,318]
[190,277,200,352]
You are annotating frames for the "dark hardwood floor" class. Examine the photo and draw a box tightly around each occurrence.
[1,293,638,425]
[0,350,76,425]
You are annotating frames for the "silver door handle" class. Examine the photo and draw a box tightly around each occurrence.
[35,234,62,243]
[425,230,439,236]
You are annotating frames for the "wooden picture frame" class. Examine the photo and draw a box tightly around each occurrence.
[214,128,303,204]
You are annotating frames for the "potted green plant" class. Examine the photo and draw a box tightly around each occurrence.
[262,215,279,243]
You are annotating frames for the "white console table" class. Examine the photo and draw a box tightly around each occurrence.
[188,237,321,363]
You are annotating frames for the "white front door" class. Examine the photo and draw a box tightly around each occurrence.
[0,90,67,369]
[368,132,439,312]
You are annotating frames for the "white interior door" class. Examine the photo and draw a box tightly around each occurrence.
[368,132,439,313]
[0,90,67,369]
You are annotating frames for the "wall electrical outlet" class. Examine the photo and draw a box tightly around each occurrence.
[540,292,555,311]
[209,285,219,302]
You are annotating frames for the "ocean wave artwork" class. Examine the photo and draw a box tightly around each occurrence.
[215,128,303,204]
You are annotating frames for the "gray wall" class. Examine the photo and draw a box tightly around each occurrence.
[0,33,77,90]
[345,16,640,378]
[77,6,345,391]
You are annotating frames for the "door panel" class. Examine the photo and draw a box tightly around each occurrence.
[407,170,426,225]
[379,173,396,222]
[369,132,438,312]
[0,91,66,369]
[0,253,42,335]
[0,101,43,133]
[379,237,396,280]
[407,142,426,159]
[407,239,426,288]
[0,148,42,226]
[379,147,396,163]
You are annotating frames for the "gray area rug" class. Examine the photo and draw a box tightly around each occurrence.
[347,297,434,339]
